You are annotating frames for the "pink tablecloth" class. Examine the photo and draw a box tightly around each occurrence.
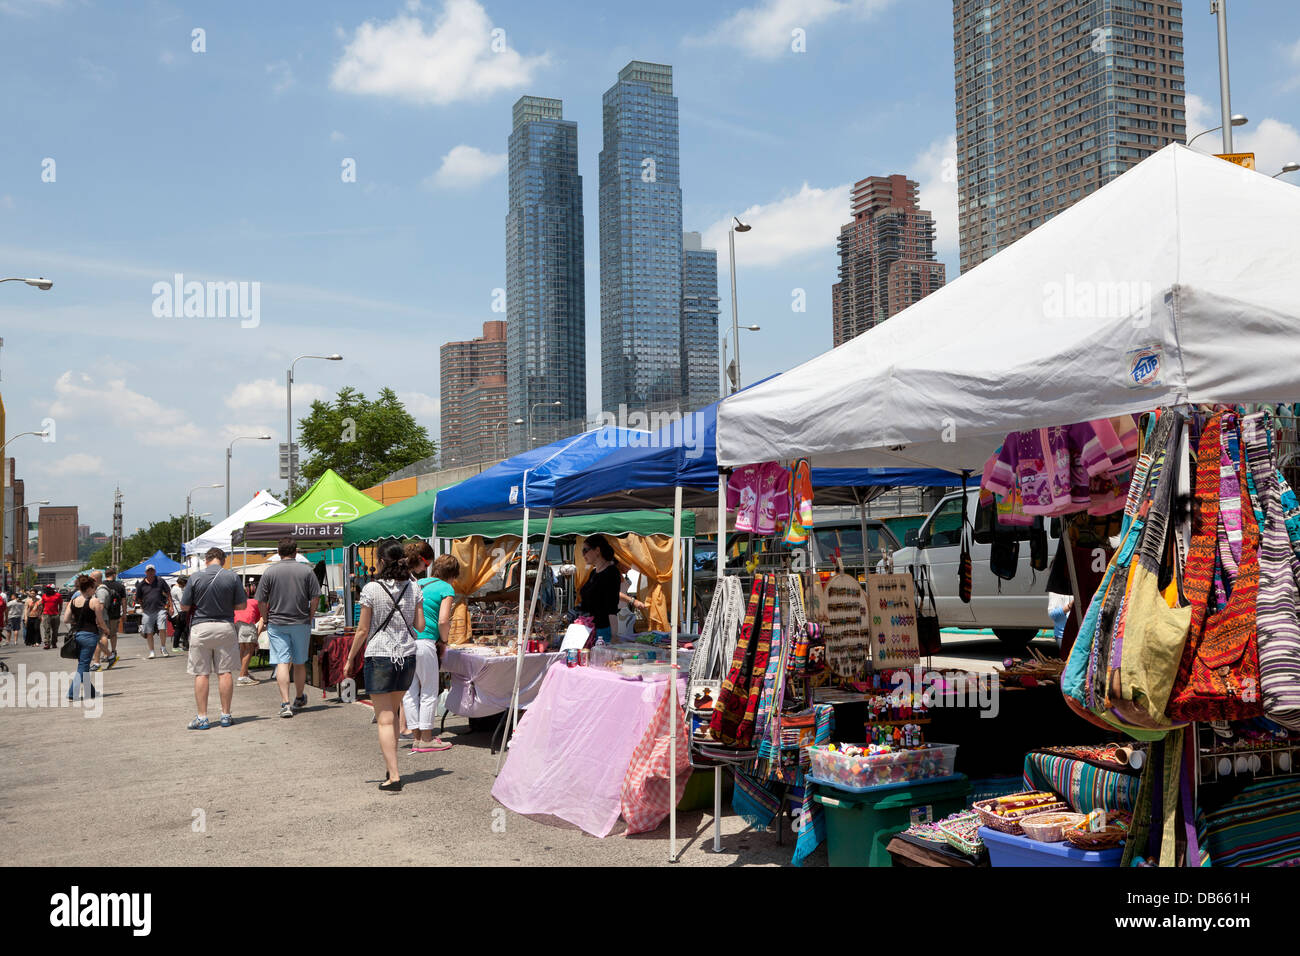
[491,663,687,838]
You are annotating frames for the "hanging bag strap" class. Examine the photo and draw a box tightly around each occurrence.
[371,580,415,645]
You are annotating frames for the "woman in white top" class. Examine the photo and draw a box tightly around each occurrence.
[346,543,425,792]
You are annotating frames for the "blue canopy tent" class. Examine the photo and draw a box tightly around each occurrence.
[119,550,185,579]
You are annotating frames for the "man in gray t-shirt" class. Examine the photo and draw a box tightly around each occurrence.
[256,537,320,717]
[179,547,246,730]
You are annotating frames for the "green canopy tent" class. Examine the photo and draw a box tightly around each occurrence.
[232,468,383,548]
[343,486,446,546]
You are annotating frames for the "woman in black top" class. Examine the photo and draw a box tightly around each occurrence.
[61,575,107,700]
[578,535,622,642]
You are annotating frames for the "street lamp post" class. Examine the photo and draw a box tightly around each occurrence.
[727,217,752,393]
[226,434,271,517]
[720,325,761,398]
[4,499,47,593]
[1187,114,1247,149]
[493,418,525,459]
[184,483,223,557]
[286,354,342,505]
[1211,0,1235,154]
[529,401,562,447]
[1,429,49,450]
[0,277,53,290]
[1273,162,1300,179]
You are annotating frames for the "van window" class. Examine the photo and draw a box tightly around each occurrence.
[923,497,967,547]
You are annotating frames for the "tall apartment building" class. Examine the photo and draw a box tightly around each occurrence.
[953,0,1186,271]
[37,505,78,565]
[831,175,945,347]
[680,232,720,408]
[439,321,507,467]
[506,95,586,454]
[599,61,684,414]
[3,457,26,590]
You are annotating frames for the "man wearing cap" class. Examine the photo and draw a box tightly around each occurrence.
[134,564,173,659]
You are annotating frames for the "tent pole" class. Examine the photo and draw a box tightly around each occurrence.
[511,508,554,758]
[495,508,531,776]
[669,485,682,863]
[714,472,726,853]
[684,536,694,636]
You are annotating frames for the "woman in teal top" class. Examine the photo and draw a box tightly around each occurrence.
[404,553,459,753]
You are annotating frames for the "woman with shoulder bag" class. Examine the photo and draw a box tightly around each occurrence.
[61,575,107,701]
[345,543,425,792]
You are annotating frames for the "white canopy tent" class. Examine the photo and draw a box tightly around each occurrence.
[717,145,1300,473]
[183,490,284,562]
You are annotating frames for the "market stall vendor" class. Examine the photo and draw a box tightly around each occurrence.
[576,534,621,641]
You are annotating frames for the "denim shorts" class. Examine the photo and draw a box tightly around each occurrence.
[140,609,168,634]
[267,622,311,665]
[364,654,415,695]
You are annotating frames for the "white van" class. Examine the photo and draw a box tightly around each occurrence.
[891,489,1056,651]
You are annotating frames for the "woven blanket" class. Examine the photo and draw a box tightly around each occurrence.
[1022,751,1140,814]
[1196,777,1300,867]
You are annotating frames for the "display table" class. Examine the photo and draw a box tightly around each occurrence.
[442,646,564,718]
[492,663,687,838]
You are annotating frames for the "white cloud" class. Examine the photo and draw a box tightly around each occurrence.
[225,378,329,412]
[330,130,346,142]
[331,0,550,106]
[46,452,103,476]
[398,390,440,419]
[914,133,959,265]
[425,144,506,189]
[1187,92,1300,179]
[689,0,895,60]
[702,182,850,268]
[267,61,295,94]
[50,370,185,425]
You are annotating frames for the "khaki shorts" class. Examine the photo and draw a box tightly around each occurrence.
[187,621,239,676]
[237,622,258,644]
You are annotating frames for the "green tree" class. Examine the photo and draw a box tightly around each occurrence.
[85,514,211,570]
[296,386,436,493]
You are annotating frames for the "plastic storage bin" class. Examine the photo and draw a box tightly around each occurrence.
[807,744,958,791]
[979,826,1123,867]
[813,774,970,867]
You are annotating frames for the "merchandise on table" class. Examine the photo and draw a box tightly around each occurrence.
[936,810,984,856]
[1063,809,1130,850]
[972,791,1069,835]
[980,826,1124,868]
[1018,811,1086,843]
[807,742,957,791]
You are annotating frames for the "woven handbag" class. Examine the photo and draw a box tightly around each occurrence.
[1168,414,1265,722]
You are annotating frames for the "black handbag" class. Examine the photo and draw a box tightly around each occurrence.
[912,565,942,655]
[60,632,80,659]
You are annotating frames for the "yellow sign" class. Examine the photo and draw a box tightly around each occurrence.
[1216,152,1256,169]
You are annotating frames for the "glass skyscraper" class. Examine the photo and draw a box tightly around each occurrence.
[599,61,684,414]
[506,95,585,453]
[680,232,719,408]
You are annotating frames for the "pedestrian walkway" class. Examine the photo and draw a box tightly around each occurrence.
[0,640,801,867]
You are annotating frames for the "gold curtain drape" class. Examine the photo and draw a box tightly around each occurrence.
[447,535,520,644]
[574,534,678,633]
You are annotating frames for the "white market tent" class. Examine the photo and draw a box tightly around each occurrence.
[716,145,1300,473]
[183,490,284,559]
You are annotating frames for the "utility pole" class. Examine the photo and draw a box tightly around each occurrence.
[111,487,122,568]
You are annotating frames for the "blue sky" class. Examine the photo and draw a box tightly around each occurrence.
[1,0,1298,533]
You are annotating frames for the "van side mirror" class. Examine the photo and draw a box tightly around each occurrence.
[904,529,920,548]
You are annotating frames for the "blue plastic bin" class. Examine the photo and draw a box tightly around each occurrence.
[979,826,1123,867]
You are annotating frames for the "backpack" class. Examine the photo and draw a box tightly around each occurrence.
[105,580,125,619]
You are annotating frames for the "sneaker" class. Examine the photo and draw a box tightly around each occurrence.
[160,648,170,657]
[147,652,156,660]
[105,653,119,670]
[293,693,307,709]
[236,675,257,685]
[279,702,294,719]
[89,662,100,671]
[219,713,233,728]
[187,715,210,731]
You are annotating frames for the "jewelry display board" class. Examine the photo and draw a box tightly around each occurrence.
[823,572,869,679]
[866,572,921,669]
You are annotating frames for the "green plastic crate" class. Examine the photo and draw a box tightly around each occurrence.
[814,775,970,867]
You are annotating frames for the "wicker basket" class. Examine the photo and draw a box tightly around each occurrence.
[1064,823,1128,850]
[1019,811,1086,843]
[937,811,984,857]
[973,792,1068,835]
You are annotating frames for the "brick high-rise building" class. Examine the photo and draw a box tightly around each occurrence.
[37,505,78,565]
[831,175,945,347]
[439,321,507,468]
[953,0,1186,272]
[3,457,26,590]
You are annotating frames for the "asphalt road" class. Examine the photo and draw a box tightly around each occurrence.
[0,635,812,867]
